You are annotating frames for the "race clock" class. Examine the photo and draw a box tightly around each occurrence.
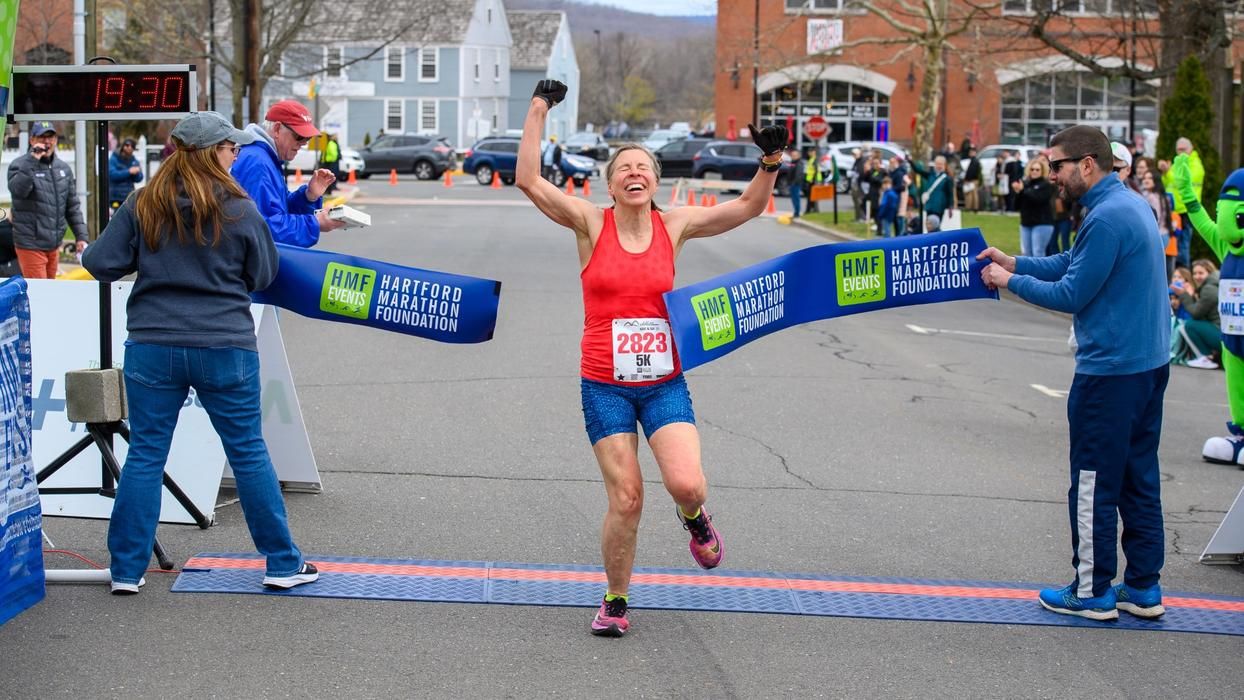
[9,65,197,121]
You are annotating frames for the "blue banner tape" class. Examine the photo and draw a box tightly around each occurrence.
[253,243,501,344]
[664,229,999,371]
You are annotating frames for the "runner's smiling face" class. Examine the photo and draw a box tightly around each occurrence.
[607,148,659,207]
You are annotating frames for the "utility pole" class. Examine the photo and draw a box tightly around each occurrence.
[83,0,99,236]
[245,0,262,123]
[208,0,216,111]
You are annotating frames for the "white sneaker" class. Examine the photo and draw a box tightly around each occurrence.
[262,562,319,590]
[110,577,147,595]
[1187,356,1219,370]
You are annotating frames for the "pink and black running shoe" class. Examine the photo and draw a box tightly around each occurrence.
[679,506,723,569]
[590,596,630,637]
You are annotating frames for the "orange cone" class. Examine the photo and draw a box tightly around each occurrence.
[347,169,357,185]
[710,194,718,207]
[582,179,591,197]
[766,194,777,214]
[294,168,304,185]
[443,169,453,188]
[686,189,695,207]
[490,171,502,189]
[389,169,399,185]
[565,178,576,195]
[699,193,709,207]
[669,185,679,207]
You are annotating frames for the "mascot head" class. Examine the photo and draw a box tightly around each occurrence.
[1219,168,1244,251]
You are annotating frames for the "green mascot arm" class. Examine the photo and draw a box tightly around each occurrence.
[1173,153,1223,259]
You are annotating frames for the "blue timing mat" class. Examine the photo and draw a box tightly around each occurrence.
[172,554,1244,636]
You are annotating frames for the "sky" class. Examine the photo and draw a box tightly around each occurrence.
[578,0,717,16]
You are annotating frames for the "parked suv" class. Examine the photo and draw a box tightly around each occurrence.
[653,137,712,178]
[462,136,598,187]
[562,131,610,162]
[358,133,454,180]
[691,140,795,193]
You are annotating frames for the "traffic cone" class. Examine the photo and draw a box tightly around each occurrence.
[699,193,709,207]
[294,168,304,185]
[710,194,718,207]
[668,184,679,207]
[766,194,777,214]
[389,169,399,185]
[582,179,591,197]
[490,171,502,189]
[347,169,357,185]
[565,178,576,195]
[443,169,453,188]
[686,189,695,207]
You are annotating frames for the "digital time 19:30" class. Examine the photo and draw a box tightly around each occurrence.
[93,75,187,111]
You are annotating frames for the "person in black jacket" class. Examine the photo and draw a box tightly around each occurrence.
[1012,158,1055,256]
[1004,150,1026,211]
[962,147,982,212]
[6,121,88,278]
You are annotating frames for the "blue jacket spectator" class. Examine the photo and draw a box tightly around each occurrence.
[108,138,143,207]
[878,186,899,223]
[231,99,344,247]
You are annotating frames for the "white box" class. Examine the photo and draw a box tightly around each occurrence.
[326,205,371,229]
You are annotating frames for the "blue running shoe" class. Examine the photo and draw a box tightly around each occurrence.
[1113,582,1165,619]
[1038,584,1118,621]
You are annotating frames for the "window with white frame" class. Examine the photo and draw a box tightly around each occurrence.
[386,46,404,81]
[1003,0,1157,13]
[420,100,437,132]
[325,47,344,78]
[385,99,404,132]
[419,47,438,82]
[785,0,846,11]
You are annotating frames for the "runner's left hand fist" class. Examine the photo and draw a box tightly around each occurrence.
[532,80,568,109]
[749,123,789,157]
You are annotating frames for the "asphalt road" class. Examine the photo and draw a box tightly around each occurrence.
[3,177,1243,698]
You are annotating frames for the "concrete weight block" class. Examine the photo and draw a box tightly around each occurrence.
[65,368,127,423]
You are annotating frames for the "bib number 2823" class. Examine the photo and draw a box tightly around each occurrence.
[612,318,674,382]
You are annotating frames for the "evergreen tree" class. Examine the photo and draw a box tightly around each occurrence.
[1158,55,1222,262]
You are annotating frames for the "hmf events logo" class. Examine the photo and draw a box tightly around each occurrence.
[691,287,735,350]
[835,250,886,306]
[320,262,375,319]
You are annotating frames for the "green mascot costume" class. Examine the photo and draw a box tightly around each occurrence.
[1173,154,1244,467]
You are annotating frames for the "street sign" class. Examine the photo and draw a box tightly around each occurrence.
[9,64,196,121]
[803,116,829,140]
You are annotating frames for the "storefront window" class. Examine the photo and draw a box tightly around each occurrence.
[1000,70,1156,144]
[759,78,893,147]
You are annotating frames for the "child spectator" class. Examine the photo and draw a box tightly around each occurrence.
[877,177,898,238]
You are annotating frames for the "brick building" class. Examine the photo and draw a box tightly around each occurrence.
[716,1,1242,154]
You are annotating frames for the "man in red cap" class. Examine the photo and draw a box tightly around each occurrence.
[232,99,345,247]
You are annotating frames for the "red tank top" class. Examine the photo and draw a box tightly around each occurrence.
[580,208,681,385]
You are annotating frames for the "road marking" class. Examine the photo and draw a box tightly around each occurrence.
[906,324,1065,343]
[352,196,533,207]
[1031,384,1068,398]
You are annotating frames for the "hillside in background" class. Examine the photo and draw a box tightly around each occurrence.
[505,0,715,41]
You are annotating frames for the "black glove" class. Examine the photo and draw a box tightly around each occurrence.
[532,80,568,109]
[749,123,789,157]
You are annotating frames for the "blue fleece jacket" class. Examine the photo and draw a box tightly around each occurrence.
[878,188,899,222]
[1008,174,1169,376]
[231,124,322,247]
[108,152,143,202]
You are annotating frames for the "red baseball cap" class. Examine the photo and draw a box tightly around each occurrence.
[264,100,318,138]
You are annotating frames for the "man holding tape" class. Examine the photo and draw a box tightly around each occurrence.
[977,125,1169,621]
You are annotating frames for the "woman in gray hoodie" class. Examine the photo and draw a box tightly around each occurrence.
[83,111,318,594]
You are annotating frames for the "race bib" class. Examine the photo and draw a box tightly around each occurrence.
[612,318,674,382]
[1220,278,1244,335]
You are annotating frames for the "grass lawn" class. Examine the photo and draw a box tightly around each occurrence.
[803,210,1024,256]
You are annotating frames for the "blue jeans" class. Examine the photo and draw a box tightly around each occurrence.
[108,343,304,584]
[1021,224,1054,257]
[1047,219,1073,255]
[1176,218,1191,269]
[879,218,894,238]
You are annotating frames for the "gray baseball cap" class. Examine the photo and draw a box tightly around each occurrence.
[170,111,255,149]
